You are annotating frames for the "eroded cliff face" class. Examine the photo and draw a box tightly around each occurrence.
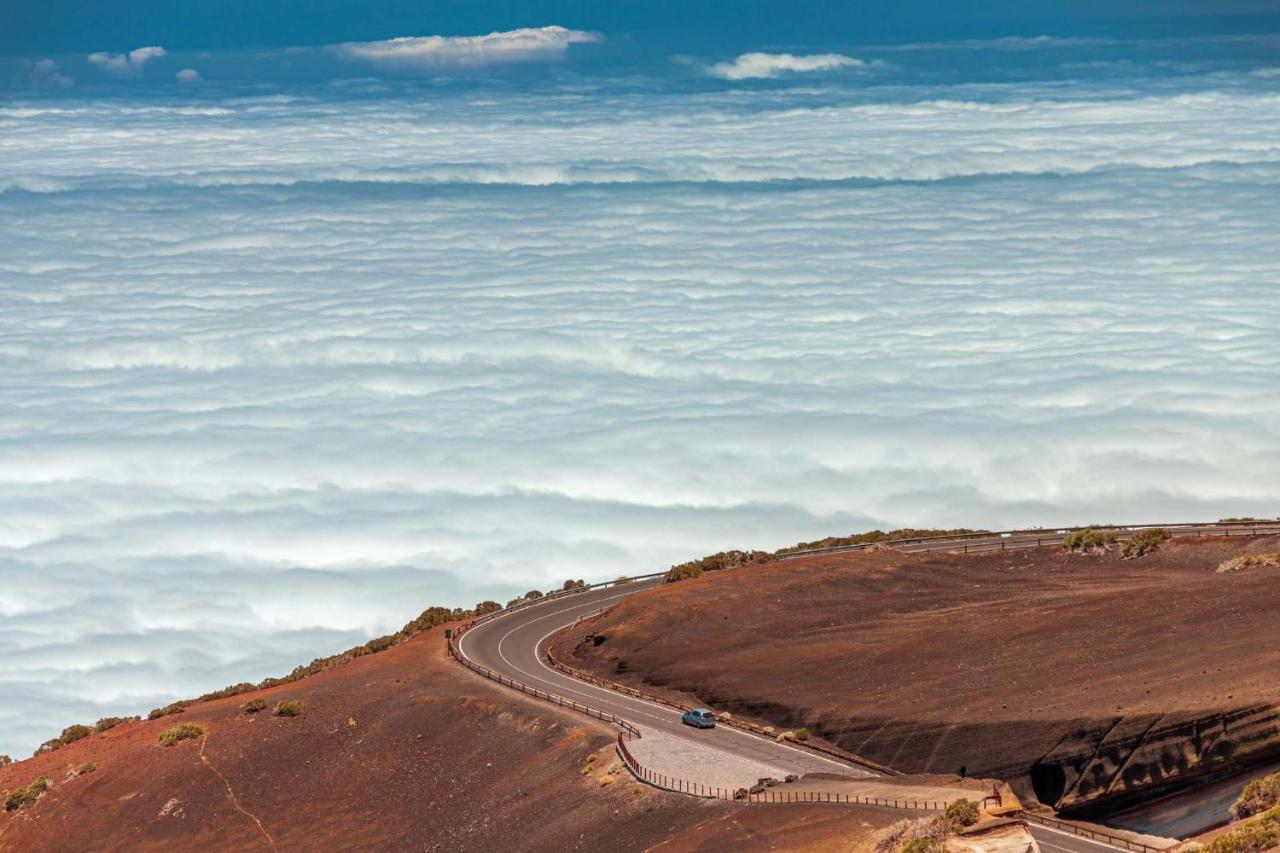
[1030,704,1280,810]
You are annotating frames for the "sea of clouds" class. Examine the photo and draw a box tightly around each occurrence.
[2,68,1279,756]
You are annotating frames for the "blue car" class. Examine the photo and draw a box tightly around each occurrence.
[682,708,716,729]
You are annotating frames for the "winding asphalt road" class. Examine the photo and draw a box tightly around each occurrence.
[457,574,1145,853]
[460,579,868,781]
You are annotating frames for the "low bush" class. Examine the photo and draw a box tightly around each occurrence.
[158,723,205,747]
[1208,805,1280,853]
[1122,528,1170,558]
[0,755,11,767]
[944,798,980,828]
[274,700,304,717]
[1217,553,1280,574]
[793,728,811,742]
[874,816,950,853]
[781,528,988,554]
[1232,772,1280,820]
[1064,528,1118,553]
[3,776,49,811]
[75,761,97,776]
[901,840,944,853]
[147,701,190,721]
[665,563,703,583]
[94,716,139,733]
[241,698,268,714]
[561,579,587,592]
[666,549,775,583]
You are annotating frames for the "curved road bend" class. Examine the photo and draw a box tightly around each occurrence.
[459,578,1138,853]
[461,579,867,781]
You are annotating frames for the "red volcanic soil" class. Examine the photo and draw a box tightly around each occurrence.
[550,535,1280,813]
[0,626,724,852]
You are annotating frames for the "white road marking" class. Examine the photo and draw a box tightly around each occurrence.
[463,586,864,776]
[1028,823,1132,852]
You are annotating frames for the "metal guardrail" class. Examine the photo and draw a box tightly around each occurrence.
[469,571,667,628]
[447,623,639,739]
[616,731,953,808]
[1019,811,1165,853]
[450,518,1275,828]
[777,520,1280,559]
[546,643,898,776]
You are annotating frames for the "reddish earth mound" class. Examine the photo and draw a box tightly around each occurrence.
[550,535,1280,814]
[0,626,720,852]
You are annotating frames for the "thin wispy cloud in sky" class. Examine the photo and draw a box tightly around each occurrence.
[707,51,868,79]
[330,26,600,68]
[1,20,1279,758]
[87,45,166,76]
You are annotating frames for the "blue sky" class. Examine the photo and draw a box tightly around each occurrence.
[8,0,1277,56]
[1,3,1279,757]
[6,0,1280,93]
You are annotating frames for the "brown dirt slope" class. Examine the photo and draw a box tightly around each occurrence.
[550,535,1280,813]
[0,626,721,852]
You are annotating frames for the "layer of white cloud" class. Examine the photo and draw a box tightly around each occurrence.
[88,46,167,77]
[175,68,201,83]
[1,72,1278,757]
[708,51,866,80]
[331,26,599,69]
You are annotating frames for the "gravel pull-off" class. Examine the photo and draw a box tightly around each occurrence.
[627,729,791,792]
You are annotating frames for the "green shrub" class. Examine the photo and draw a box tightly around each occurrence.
[1208,806,1280,853]
[3,776,49,811]
[901,840,945,853]
[241,698,268,714]
[1232,772,1280,820]
[1064,528,1118,552]
[34,738,64,755]
[561,579,587,592]
[158,723,206,747]
[0,755,11,767]
[944,798,980,828]
[76,761,97,775]
[794,728,811,741]
[94,716,139,733]
[274,700,304,717]
[1217,553,1280,574]
[664,550,775,584]
[147,701,189,721]
[665,563,703,583]
[1123,528,1170,558]
[58,723,94,745]
[781,529,988,554]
